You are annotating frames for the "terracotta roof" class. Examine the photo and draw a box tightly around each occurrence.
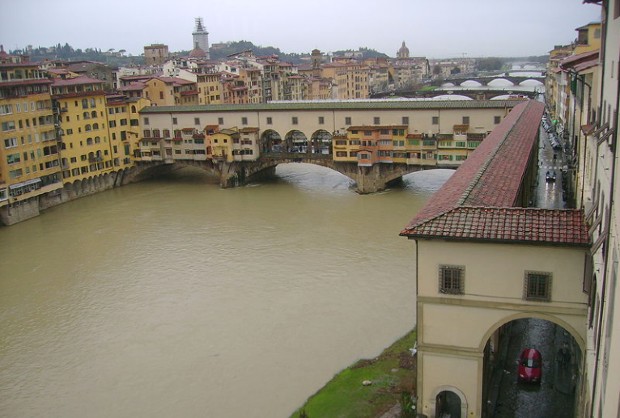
[402,207,589,245]
[560,50,599,68]
[51,75,103,86]
[400,100,590,247]
[573,58,599,72]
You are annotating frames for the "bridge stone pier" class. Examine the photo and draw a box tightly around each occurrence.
[122,155,428,194]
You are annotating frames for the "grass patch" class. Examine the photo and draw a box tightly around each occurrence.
[290,329,417,418]
[419,85,437,91]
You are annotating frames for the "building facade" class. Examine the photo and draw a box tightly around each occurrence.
[0,60,63,222]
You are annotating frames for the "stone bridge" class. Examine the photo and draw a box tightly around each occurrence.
[439,74,546,87]
[372,89,538,101]
[121,153,439,194]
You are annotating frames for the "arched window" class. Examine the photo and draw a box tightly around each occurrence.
[131,105,136,113]
[93,123,99,130]
[83,111,90,119]
[85,124,92,132]
[91,110,97,118]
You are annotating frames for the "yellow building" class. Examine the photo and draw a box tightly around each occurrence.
[0,61,63,213]
[144,77,199,107]
[211,128,237,162]
[322,61,370,100]
[573,21,601,55]
[51,75,114,183]
[196,72,223,105]
[105,94,150,171]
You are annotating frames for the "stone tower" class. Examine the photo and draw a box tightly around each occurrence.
[192,17,210,59]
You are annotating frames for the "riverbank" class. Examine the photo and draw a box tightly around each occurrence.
[290,329,417,418]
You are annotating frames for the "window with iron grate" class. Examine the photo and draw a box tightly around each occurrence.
[439,265,464,295]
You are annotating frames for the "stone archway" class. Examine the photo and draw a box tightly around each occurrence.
[260,129,283,153]
[431,386,468,418]
[285,130,308,154]
[310,129,333,155]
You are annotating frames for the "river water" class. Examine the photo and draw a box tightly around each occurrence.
[0,164,452,418]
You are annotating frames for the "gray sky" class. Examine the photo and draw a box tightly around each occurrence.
[1,0,602,58]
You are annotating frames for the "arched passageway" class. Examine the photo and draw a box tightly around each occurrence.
[481,317,581,418]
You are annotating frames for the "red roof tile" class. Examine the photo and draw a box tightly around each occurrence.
[402,207,589,246]
[401,100,590,247]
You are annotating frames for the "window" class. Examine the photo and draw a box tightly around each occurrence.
[494,116,501,124]
[432,116,439,125]
[1,121,15,131]
[241,117,248,125]
[292,116,298,125]
[462,116,470,125]
[374,117,380,124]
[524,272,552,301]
[266,117,272,125]
[218,117,224,125]
[143,117,149,125]
[172,117,178,125]
[402,116,409,125]
[194,117,200,125]
[345,117,352,125]
[439,265,464,294]
[4,137,17,148]
[318,116,324,125]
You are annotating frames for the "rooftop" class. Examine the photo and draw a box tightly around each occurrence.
[141,99,521,114]
[400,100,590,247]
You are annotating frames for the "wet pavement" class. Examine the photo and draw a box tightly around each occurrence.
[491,319,576,418]
[484,110,577,417]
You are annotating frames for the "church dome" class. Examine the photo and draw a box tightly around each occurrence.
[397,41,410,59]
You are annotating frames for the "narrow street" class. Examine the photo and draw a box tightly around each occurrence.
[493,319,576,418]
[487,107,578,417]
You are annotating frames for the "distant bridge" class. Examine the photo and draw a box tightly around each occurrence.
[439,73,546,87]
[371,89,538,101]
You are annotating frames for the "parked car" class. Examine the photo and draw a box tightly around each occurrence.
[518,348,542,384]
[546,171,556,182]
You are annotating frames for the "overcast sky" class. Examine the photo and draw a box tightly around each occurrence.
[1,0,602,59]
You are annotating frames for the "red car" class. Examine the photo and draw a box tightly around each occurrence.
[518,348,542,384]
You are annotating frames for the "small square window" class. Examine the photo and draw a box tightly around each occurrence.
[494,116,501,124]
[432,116,439,125]
[439,265,464,294]
[524,272,551,301]
[266,117,272,125]
[318,116,324,125]
[292,116,298,125]
[374,117,380,124]
[172,117,178,125]
[345,117,352,125]
[194,117,200,125]
[462,116,470,125]
[402,116,409,125]
[218,117,224,125]
[143,117,149,125]
[242,117,248,125]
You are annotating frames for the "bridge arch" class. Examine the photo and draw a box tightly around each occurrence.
[284,130,308,153]
[459,80,482,87]
[487,78,514,87]
[519,79,544,87]
[260,129,283,153]
[310,129,333,155]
